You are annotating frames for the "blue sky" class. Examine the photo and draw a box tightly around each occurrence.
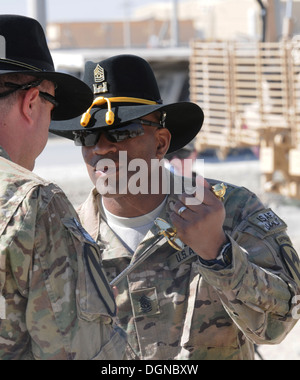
[0,0,181,22]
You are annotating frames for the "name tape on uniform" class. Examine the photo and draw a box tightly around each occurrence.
[167,246,197,270]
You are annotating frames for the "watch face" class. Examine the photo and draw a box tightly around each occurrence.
[154,218,185,251]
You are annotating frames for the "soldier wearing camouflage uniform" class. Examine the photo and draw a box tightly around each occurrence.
[0,16,126,360]
[51,55,300,360]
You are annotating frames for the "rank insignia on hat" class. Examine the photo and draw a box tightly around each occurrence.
[94,64,105,83]
[93,64,108,94]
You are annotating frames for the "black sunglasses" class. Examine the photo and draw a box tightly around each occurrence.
[0,80,59,108]
[73,118,165,147]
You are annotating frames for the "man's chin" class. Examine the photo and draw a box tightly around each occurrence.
[96,180,129,198]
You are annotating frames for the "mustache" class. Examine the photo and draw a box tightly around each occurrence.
[96,159,119,173]
[90,155,120,169]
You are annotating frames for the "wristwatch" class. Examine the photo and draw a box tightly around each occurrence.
[198,240,232,268]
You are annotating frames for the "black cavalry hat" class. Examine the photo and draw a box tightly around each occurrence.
[50,54,204,153]
[0,15,93,120]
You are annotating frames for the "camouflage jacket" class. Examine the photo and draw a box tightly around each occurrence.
[78,178,300,360]
[0,148,127,360]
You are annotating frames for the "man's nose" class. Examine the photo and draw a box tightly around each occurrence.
[92,132,118,155]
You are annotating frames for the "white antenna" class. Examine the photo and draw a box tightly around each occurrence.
[171,0,179,47]
[283,0,294,39]
[27,0,47,32]
[123,0,132,48]
[286,0,293,18]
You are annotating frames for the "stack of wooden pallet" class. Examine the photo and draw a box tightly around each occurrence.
[190,41,300,198]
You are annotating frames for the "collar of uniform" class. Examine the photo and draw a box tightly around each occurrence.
[93,172,188,260]
[129,192,181,264]
[0,146,12,162]
[77,187,101,241]
[99,195,170,263]
[99,218,132,261]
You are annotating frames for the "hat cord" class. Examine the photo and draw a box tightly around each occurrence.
[80,96,159,127]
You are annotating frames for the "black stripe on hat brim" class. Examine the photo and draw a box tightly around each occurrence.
[0,69,93,121]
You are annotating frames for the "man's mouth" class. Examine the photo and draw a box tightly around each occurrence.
[95,160,118,176]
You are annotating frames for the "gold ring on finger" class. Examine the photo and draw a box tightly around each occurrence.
[212,183,227,202]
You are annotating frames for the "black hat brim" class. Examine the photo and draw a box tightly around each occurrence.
[0,69,93,121]
[50,101,204,154]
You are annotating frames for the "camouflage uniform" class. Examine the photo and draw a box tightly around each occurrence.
[78,176,300,360]
[0,147,127,360]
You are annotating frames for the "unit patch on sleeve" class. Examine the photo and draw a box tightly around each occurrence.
[248,209,287,235]
[276,234,300,283]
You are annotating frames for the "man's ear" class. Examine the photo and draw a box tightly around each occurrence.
[156,128,171,159]
[21,87,40,124]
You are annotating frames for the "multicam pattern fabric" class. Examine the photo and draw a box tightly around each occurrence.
[78,177,300,360]
[0,148,126,360]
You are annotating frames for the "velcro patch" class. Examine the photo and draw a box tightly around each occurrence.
[276,234,300,282]
[130,287,160,318]
[248,209,287,235]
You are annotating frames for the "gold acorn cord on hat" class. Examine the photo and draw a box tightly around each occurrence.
[80,96,160,127]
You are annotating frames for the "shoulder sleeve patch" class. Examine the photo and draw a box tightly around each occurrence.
[276,234,300,283]
[248,209,287,235]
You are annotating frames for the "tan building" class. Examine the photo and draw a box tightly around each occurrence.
[134,0,261,41]
[47,18,196,50]
[47,0,300,50]
[134,0,300,42]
